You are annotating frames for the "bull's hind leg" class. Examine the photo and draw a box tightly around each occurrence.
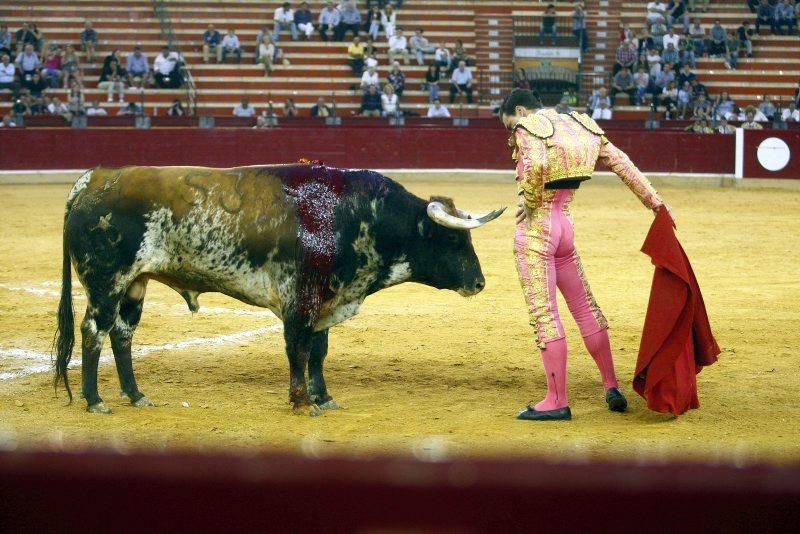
[80,296,120,414]
[308,329,340,410]
[283,318,323,417]
[110,278,154,408]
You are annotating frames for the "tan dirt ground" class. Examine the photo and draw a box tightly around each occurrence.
[0,180,798,464]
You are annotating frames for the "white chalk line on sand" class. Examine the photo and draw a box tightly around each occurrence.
[0,281,283,381]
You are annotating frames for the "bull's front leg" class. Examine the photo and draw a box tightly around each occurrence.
[283,317,323,417]
[308,329,340,410]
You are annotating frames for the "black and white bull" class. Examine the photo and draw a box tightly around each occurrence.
[54,162,504,415]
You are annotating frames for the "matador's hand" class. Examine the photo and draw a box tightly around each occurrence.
[654,204,676,226]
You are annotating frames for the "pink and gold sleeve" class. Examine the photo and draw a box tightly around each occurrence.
[514,129,542,208]
[599,137,663,210]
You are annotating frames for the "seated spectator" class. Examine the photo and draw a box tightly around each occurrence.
[167,99,185,116]
[676,81,692,118]
[667,0,690,32]
[716,117,736,134]
[364,36,377,57]
[381,83,399,117]
[662,27,680,50]
[434,43,451,71]
[258,36,277,75]
[336,1,361,42]
[539,4,558,45]
[48,96,69,117]
[688,19,705,56]
[366,5,381,40]
[61,45,82,89]
[294,2,315,40]
[587,86,611,114]
[448,60,473,103]
[689,0,708,14]
[381,4,397,39]
[360,64,379,90]
[126,46,150,81]
[360,83,381,116]
[202,24,222,63]
[633,67,651,105]
[755,0,776,34]
[591,100,613,119]
[126,76,145,100]
[690,78,708,100]
[427,98,450,118]
[658,81,678,118]
[692,92,712,119]
[80,21,97,62]
[685,117,713,133]
[677,63,695,86]
[387,61,405,97]
[708,20,727,55]
[118,101,141,116]
[736,21,754,58]
[274,2,298,42]
[610,67,636,106]
[0,54,17,96]
[221,29,243,63]
[782,101,799,121]
[15,44,40,78]
[613,40,637,76]
[653,62,675,94]
[714,91,735,119]
[388,28,409,65]
[425,63,440,102]
[27,95,44,115]
[318,1,341,42]
[678,37,696,68]
[15,23,36,55]
[310,96,331,117]
[22,71,46,97]
[31,24,46,55]
[645,47,662,77]
[347,36,365,75]
[572,2,588,50]
[775,0,796,35]
[11,89,32,116]
[284,97,299,117]
[555,94,573,113]
[410,29,435,66]
[650,20,668,41]
[0,25,11,58]
[233,97,255,117]
[98,58,126,102]
[741,107,763,128]
[636,25,655,55]
[514,67,529,90]
[662,42,679,65]
[758,95,777,120]
[101,49,122,72]
[153,47,182,88]
[40,45,62,88]
[646,1,668,25]
[365,50,378,69]
[86,100,107,116]
[724,33,743,69]
[452,39,472,69]
[1,113,17,127]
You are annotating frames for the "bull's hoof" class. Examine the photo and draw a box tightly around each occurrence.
[293,403,323,417]
[87,402,112,414]
[318,399,341,410]
[132,396,155,408]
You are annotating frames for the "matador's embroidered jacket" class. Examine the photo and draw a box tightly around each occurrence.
[510,108,664,210]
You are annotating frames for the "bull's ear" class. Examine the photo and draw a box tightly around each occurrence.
[417,217,434,239]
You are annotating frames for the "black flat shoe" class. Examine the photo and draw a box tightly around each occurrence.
[605,388,628,412]
[516,406,572,421]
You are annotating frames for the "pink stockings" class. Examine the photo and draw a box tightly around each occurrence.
[514,190,618,410]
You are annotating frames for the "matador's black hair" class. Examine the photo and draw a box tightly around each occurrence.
[500,88,543,115]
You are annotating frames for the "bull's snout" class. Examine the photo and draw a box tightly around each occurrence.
[459,275,485,297]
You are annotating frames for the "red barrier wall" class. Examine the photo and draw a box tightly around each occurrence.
[0,127,736,173]
[743,129,800,179]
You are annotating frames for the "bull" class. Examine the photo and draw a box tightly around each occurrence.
[53,162,504,415]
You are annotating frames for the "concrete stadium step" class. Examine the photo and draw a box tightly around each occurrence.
[692,71,799,82]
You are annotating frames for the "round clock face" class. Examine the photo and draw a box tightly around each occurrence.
[756,137,791,172]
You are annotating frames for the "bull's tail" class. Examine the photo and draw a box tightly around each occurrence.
[53,213,76,403]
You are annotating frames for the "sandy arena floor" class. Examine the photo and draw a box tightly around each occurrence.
[0,178,798,464]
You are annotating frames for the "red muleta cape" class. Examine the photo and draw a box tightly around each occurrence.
[634,208,720,416]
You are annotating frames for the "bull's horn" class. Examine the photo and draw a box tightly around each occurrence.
[427,202,506,230]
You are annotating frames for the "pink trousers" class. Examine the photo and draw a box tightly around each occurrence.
[514,190,618,409]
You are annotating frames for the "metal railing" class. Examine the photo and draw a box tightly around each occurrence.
[512,15,580,48]
[151,0,198,116]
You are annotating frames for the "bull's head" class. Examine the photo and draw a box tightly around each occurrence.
[408,196,505,296]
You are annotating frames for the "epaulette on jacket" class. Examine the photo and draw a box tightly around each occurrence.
[568,111,605,135]
[514,113,554,139]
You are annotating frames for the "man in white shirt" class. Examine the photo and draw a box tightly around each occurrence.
[360,65,379,90]
[646,1,667,24]
[318,1,341,42]
[233,97,255,117]
[388,28,409,65]
[781,102,800,122]
[449,60,473,103]
[662,27,680,50]
[427,98,450,118]
[221,29,242,63]
[0,54,16,93]
[273,2,298,42]
[153,47,181,88]
[85,101,108,116]
[591,101,613,120]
